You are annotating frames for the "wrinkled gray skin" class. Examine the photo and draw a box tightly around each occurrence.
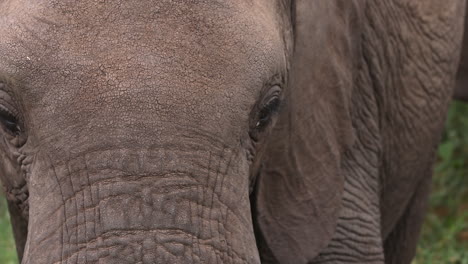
[0,1,466,264]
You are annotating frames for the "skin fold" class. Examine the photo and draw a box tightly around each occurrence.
[0,1,465,263]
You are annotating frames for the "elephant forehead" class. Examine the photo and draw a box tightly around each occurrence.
[0,0,283,85]
[0,0,286,144]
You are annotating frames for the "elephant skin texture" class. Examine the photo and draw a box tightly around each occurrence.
[0,1,466,264]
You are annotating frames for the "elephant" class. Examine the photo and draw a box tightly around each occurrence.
[455,3,468,103]
[454,79,468,101]
[0,0,466,263]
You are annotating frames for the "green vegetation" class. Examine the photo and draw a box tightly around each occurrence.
[0,195,18,264]
[413,102,468,264]
[0,102,467,263]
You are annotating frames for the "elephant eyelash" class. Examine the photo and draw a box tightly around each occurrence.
[256,97,281,129]
[0,105,21,136]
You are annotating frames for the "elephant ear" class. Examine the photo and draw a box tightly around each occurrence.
[253,1,363,263]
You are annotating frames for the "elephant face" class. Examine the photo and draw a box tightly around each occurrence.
[0,1,292,263]
[1,1,466,264]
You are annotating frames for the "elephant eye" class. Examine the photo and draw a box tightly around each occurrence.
[255,97,281,130]
[249,84,282,142]
[0,106,21,136]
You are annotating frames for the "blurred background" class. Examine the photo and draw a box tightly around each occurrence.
[0,102,467,263]
[413,101,468,264]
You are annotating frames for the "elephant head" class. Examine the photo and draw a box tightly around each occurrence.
[0,1,465,264]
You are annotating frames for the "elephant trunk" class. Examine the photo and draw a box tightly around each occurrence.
[21,147,259,263]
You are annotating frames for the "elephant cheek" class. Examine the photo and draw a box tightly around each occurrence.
[22,149,260,264]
